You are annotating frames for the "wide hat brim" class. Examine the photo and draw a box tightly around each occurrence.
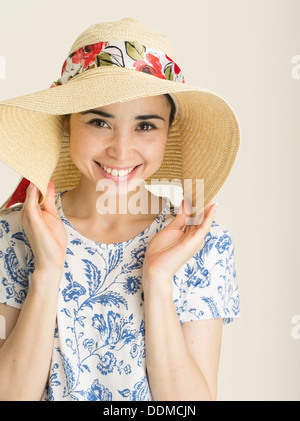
[0,66,240,217]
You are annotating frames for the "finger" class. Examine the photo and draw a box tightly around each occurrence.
[23,181,41,211]
[40,179,58,215]
[195,203,217,236]
[167,199,192,230]
[205,202,218,219]
[182,200,211,228]
[181,203,217,254]
[18,182,42,228]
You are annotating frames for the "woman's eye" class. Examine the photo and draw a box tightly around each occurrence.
[138,122,157,131]
[88,119,109,128]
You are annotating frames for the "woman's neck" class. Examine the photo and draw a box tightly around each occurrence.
[60,179,164,230]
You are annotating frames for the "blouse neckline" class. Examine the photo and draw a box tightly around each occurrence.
[56,190,172,247]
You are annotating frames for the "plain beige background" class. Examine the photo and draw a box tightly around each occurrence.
[0,0,299,400]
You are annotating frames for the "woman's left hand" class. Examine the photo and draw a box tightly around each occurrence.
[142,200,217,284]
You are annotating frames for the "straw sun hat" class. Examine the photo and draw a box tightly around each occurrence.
[0,17,240,218]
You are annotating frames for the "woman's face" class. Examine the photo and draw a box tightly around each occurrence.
[64,95,171,195]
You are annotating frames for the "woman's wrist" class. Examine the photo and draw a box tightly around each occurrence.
[142,270,174,302]
[31,266,64,293]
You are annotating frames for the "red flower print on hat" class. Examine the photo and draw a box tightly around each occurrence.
[133,53,165,79]
[50,41,185,89]
[71,42,106,69]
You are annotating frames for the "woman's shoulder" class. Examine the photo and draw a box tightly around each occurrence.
[209,219,234,243]
[0,204,31,309]
[201,219,235,264]
[178,218,235,274]
[0,203,32,262]
[0,191,62,224]
[0,204,24,242]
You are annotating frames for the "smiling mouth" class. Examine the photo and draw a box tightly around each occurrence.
[95,161,141,176]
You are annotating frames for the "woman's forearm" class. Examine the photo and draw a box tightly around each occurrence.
[143,275,212,401]
[0,268,62,401]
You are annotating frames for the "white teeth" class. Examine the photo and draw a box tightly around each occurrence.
[100,163,136,176]
[104,166,112,174]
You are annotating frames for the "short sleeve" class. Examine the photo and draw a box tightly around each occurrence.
[0,205,30,309]
[173,222,240,325]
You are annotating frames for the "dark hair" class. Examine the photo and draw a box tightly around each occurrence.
[164,94,176,128]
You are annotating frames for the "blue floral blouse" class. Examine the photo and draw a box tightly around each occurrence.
[0,191,240,401]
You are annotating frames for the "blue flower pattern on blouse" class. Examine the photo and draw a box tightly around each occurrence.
[0,191,240,401]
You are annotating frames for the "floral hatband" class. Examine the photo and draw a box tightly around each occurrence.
[50,40,185,87]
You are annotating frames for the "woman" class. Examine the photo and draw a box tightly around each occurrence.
[0,18,240,401]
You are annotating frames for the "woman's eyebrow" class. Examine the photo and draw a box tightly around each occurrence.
[80,110,113,118]
[80,110,165,121]
[135,114,166,121]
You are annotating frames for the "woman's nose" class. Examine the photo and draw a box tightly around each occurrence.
[106,131,135,161]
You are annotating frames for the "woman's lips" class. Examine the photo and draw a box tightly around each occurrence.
[95,161,142,182]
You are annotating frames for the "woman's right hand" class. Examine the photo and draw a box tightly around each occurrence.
[18,179,68,274]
